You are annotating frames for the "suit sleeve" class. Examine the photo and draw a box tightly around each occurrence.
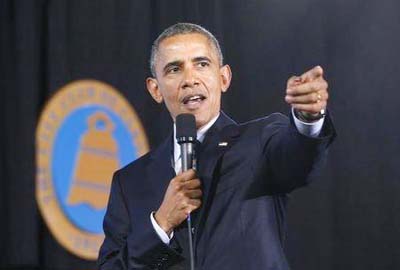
[260,112,336,193]
[97,171,184,269]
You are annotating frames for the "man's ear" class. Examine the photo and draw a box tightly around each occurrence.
[146,77,163,103]
[220,64,232,93]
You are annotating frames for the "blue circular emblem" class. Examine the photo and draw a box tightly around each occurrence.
[36,80,149,259]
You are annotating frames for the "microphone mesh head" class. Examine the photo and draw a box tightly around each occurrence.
[176,114,196,140]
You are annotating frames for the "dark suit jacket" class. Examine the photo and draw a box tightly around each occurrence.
[98,111,336,270]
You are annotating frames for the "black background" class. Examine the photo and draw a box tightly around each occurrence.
[1,0,399,269]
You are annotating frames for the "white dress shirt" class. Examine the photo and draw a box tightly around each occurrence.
[150,111,324,244]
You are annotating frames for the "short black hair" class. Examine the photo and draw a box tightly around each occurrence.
[149,23,223,77]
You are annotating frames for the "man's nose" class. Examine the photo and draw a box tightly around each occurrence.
[182,68,199,89]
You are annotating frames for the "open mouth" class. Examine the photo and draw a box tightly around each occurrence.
[182,94,206,105]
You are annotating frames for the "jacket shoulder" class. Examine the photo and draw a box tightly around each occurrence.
[113,150,153,183]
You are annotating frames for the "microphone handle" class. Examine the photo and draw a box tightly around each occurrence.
[180,142,196,270]
[180,142,195,171]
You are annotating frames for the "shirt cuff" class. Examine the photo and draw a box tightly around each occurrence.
[291,108,325,137]
[150,212,174,244]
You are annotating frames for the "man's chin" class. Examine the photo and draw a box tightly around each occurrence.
[193,115,206,128]
[194,114,218,129]
[174,108,217,128]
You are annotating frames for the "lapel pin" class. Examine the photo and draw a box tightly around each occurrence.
[218,142,228,147]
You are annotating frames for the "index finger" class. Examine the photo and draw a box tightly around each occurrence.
[177,169,197,182]
[300,66,324,82]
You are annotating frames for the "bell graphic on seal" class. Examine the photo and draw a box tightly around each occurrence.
[67,111,119,209]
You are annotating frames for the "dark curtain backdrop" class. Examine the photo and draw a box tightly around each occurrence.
[1,0,399,269]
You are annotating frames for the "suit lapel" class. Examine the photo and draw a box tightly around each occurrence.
[194,112,240,242]
[147,135,176,202]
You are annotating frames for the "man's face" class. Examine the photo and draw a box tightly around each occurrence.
[146,33,232,128]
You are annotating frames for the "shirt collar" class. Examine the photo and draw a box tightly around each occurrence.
[173,113,220,164]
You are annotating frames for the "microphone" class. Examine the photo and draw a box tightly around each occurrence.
[175,113,196,270]
[176,113,197,171]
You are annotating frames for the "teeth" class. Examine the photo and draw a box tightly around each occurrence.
[189,95,201,101]
[184,95,204,104]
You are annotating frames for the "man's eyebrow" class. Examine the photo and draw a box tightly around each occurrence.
[193,56,211,63]
[163,60,182,72]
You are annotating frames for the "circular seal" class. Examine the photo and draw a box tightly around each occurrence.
[36,80,149,260]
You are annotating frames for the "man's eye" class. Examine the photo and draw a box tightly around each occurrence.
[198,61,209,67]
[168,67,180,73]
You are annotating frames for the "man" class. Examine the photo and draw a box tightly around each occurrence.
[98,23,335,270]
